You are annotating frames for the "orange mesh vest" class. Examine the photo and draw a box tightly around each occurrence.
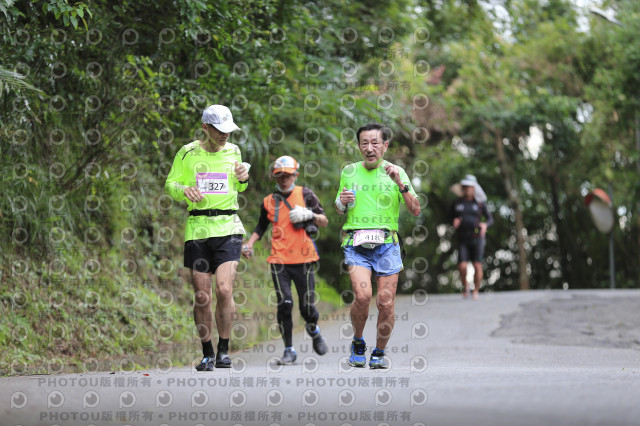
[263,186,319,264]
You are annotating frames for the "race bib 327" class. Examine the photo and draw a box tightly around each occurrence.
[196,172,229,194]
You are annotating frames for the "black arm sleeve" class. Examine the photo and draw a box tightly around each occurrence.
[481,202,494,227]
[252,203,271,239]
[302,187,325,215]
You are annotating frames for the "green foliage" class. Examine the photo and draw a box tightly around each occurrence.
[450,0,636,289]
[42,0,91,29]
[0,67,43,94]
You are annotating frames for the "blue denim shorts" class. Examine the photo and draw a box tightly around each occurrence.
[343,243,403,276]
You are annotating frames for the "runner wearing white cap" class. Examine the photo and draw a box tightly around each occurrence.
[450,175,493,299]
[165,104,249,371]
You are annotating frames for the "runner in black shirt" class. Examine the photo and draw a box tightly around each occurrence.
[450,175,493,299]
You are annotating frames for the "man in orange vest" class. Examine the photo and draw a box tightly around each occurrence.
[242,156,329,364]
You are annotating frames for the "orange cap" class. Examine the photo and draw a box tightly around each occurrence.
[272,156,299,175]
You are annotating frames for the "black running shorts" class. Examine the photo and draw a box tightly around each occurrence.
[458,237,485,263]
[184,234,243,273]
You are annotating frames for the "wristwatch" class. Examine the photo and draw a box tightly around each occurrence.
[399,184,410,194]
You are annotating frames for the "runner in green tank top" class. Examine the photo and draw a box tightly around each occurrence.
[336,160,417,243]
[165,139,247,241]
[165,104,249,371]
[335,123,421,369]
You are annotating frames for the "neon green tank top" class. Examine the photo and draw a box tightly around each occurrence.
[165,141,248,241]
[336,161,416,243]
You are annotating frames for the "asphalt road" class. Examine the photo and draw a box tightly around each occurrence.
[2,289,639,426]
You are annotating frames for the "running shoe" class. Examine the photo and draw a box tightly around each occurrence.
[306,324,328,356]
[369,348,389,369]
[348,339,367,367]
[215,353,231,368]
[195,356,215,371]
[277,347,297,365]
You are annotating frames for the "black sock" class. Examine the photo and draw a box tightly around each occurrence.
[202,340,214,358]
[217,338,229,354]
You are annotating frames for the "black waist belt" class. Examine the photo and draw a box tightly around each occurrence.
[189,209,237,217]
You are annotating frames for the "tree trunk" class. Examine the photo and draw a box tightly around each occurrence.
[547,167,571,285]
[491,131,530,290]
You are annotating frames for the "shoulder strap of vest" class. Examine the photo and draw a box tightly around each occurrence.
[271,191,295,223]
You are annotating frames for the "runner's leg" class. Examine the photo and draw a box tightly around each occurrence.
[458,239,470,296]
[191,271,214,344]
[471,237,485,298]
[271,264,294,347]
[213,261,238,340]
[458,261,468,296]
[348,265,373,339]
[375,273,398,350]
[472,262,482,298]
[292,263,319,327]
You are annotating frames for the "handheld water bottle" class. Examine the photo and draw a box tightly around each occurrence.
[348,184,356,208]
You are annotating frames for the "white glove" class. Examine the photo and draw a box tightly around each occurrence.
[289,205,314,223]
[241,244,254,258]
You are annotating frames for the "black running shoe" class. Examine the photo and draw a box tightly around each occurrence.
[306,325,328,355]
[277,347,297,365]
[215,352,231,368]
[195,356,214,371]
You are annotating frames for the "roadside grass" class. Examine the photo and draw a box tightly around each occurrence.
[0,237,342,376]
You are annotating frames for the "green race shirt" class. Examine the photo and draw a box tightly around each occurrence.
[165,141,248,241]
[336,160,417,245]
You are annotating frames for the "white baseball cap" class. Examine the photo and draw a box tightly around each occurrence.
[201,104,240,133]
[460,174,478,187]
[458,174,487,202]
